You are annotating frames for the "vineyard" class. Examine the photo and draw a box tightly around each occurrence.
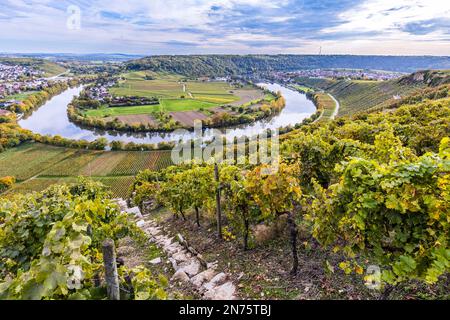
[129,90,450,299]
[294,70,450,116]
[0,71,449,300]
[0,179,168,299]
[0,143,173,197]
[0,144,76,181]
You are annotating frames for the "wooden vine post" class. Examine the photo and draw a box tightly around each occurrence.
[287,211,299,275]
[102,239,120,300]
[214,163,222,239]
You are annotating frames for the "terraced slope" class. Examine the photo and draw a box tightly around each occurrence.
[296,70,450,116]
[0,143,173,198]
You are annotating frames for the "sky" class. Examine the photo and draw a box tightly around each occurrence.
[0,0,449,55]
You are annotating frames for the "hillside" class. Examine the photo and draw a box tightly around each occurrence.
[127,87,450,299]
[1,67,449,300]
[295,70,450,116]
[127,55,450,77]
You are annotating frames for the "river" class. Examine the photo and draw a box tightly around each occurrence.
[19,83,316,144]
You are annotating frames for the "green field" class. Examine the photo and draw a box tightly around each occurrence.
[85,104,161,117]
[0,143,174,198]
[85,98,222,117]
[160,98,217,111]
[104,72,248,118]
[1,91,38,102]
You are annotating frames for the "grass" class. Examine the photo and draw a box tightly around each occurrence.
[85,98,221,117]
[292,84,314,93]
[85,104,161,117]
[160,99,217,111]
[0,143,174,198]
[40,61,67,77]
[315,93,338,122]
[1,91,38,102]
[88,72,266,122]
[110,78,185,98]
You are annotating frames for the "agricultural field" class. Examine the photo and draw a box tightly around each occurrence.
[110,150,173,176]
[106,72,263,115]
[79,71,272,130]
[1,91,38,102]
[315,93,338,122]
[160,98,217,112]
[85,104,161,117]
[169,111,209,127]
[0,143,173,198]
[105,114,158,126]
[0,143,76,181]
[228,89,265,106]
[3,176,135,198]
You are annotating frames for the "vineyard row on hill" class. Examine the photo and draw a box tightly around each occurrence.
[131,93,450,290]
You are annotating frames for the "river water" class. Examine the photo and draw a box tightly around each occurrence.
[19,83,316,144]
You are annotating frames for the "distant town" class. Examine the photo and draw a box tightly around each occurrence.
[0,63,66,110]
[0,62,408,115]
[270,68,405,83]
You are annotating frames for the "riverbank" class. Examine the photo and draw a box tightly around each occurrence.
[66,94,286,133]
[19,83,317,146]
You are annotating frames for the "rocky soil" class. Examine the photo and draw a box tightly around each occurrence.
[114,198,237,300]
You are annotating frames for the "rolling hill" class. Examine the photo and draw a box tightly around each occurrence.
[295,70,450,116]
[0,57,66,77]
[126,55,450,77]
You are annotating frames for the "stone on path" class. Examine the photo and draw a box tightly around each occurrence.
[136,220,146,228]
[113,199,128,212]
[126,206,143,218]
[171,270,190,283]
[204,282,236,300]
[144,226,161,236]
[165,243,183,254]
[117,245,134,256]
[169,257,179,271]
[130,209,239,299]
[178,260,201,277]
[149,257,162,264]
[190,269,217,288]
[172,251,190,263]
[203,272,227,292]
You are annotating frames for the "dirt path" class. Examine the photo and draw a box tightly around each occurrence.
[313,93,340,123]
[328,93,340,119]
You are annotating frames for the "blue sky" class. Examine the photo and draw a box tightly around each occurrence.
[0,0,449,55]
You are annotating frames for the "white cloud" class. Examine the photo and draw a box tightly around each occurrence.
[0,0,448,55]
[322,0,450,37]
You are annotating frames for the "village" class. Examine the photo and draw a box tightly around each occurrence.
[84,79,116,102]
[0,63,65,110]
[270,68,404,82]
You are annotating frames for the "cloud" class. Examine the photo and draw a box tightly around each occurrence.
[322,0,450,40]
